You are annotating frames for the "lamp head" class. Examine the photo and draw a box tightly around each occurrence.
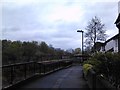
[77,30,83,33]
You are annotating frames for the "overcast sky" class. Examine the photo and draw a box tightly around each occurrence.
[2,0,119,50]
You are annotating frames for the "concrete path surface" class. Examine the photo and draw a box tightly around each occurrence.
[19,65,89,89]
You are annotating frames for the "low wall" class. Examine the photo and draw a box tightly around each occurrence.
[85,69,117,90]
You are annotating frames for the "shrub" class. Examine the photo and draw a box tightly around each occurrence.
[83,57,102,73]
[83,52,120,88]
[83,64,93,76]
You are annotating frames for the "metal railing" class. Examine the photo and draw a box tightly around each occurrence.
[2,59,73,89]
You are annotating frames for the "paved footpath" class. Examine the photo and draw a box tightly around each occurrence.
[19,65,89,89]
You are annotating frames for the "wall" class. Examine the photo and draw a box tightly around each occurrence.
[105,40,114,51]
[118,1,120,14]
[118,1,120,53]
[105,39,118,52]
[86,69,116,90]
[100,38,118,52]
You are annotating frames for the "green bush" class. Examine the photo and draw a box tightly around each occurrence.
[83,64,93,76]
[83,52,120,88]
[83,57,102,73]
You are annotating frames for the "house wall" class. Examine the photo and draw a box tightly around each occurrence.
[100,45,105,52]
[114,39,119,52]
[118,1,120,14]
[118,1,120,52]
[117,33,120,52]
[100,2,120,53]
[105,39,118,52]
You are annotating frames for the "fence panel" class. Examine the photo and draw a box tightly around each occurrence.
[2,59,73,89]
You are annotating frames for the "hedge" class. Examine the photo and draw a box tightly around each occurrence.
[83,52,120,88]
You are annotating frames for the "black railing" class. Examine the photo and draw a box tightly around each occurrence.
[2,59,73,89]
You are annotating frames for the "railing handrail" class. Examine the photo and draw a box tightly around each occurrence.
[2,58,73,89]
[2,61,36,68]
[2,59,72,68]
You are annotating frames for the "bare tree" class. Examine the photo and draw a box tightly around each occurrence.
[85,16,107,52]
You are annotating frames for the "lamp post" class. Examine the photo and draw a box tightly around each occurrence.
[77,30,84,62]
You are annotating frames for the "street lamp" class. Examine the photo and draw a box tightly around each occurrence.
[77,30,84,62]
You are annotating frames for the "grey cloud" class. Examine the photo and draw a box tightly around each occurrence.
[2,3,50,30]
[83,2,117,24]
[48,37,81,49]
[2,1,118,50]
[80,2,118,36]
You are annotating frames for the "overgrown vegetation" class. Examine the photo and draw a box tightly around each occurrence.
[83,52,120,88]
[83,64,93,76]
[2,40,72,65]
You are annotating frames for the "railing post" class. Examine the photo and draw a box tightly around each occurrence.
[48,63,50,72]
[50,63,51,72]
[58,61,59,69]
[10,65,14,84]
[52,63,54,71]
[39,63,42,74]
[34,62,36,75]
[24,64,26,79]
[44,64,45,74]
[52,62,53,71]
[39,63,41,74]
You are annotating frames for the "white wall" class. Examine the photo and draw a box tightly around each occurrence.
[105,39,118,52]
[100,46,105,52]
[114,39,118,52]
[105,40,114,51]
[118,1,120,14]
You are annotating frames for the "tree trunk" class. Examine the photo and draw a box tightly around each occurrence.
[93,28,97,53]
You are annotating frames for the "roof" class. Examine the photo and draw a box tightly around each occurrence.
[105,34,119,44]
[115,13,120,24]
[95,34,119,48]
[94,42,105,46]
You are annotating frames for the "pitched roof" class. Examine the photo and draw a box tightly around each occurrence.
[105,34,119,44]
[115,13,120,24]
[96,34,119,48]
